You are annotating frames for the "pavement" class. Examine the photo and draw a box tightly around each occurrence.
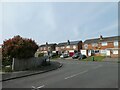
[1,61,62,82]
[2,58,118,88]
[102,57,119,62]
[59,57,119,62]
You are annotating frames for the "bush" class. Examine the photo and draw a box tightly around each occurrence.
[51,54,60,59]
[2,35,38,65]
[2,65,12,72]
[38,53,44,57]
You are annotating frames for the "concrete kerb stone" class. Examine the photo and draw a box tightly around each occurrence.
[1,62,63,82]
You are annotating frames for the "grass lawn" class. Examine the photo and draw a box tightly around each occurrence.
[51,55,60,59]
[82,56,106,61]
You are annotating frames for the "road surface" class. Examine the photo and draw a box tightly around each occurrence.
[2,59,118,88]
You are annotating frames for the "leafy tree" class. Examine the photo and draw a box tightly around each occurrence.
[2,35,38,65]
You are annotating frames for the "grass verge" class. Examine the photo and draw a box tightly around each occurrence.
[82,56,106,61]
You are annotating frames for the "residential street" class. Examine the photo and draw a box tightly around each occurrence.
[2,59,118,88]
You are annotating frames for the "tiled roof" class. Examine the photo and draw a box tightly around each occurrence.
[57,42,67,47]
[57,40,81,47]
[84,36,120,44]
[40,43,56,47]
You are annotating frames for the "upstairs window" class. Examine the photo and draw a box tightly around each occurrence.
[114,41,118,46]
[44,47,46,50]
[40,47,43,50]
[101,42,107,46]
[61,46,65,49]
[92,43,98,47]
[73,45,76,49]
[66,45,70,48]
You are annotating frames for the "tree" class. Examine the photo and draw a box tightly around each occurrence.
[2,35,39,65]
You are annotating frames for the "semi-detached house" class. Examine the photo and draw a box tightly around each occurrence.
[82,35,120,58]
[56,40,82,56]
[37,43,57,54]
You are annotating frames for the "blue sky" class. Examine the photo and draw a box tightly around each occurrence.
[1,2,118,45]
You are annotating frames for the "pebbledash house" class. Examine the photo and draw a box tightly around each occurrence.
[81,35,120,58]
[56,40,82,56]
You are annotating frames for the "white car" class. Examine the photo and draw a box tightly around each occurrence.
[60,54,69,58]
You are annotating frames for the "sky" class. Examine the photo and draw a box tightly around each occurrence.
[1,2,118,45]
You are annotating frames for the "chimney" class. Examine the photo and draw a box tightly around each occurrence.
[46,42,48,45]
[46,42,48,47]
[100,35,103,40]
[67,40,70,45]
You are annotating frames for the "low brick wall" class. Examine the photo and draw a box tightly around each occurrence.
[12,57,46,71]
[111,54,120,58]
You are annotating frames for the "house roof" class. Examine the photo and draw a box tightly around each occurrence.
[57,40,81,47]
[40,43,56,47]
[84,36,120,44]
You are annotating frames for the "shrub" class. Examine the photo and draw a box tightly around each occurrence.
[38,53,44,57]
[2,35,39,65]
[2,65,12,72]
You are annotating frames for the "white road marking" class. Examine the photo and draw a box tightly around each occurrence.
[93,65,102,69]
[32,86,36,90]
[65,70,88,80]
[32,86,36,88]
[37,85,45,88]
[32,85,45,89]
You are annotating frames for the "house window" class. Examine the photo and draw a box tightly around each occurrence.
[84,44,88,49]
[113,50,118,54]
[61,46,65,49]
[114,41,118,46]
[73,45,76,49]
[100,50,106,54]
[92,43,98,47]
[41,47,43,50]
[66,45,70,48]
[44,47,46,50]
[56,47,59,51]
[101,42,107,46]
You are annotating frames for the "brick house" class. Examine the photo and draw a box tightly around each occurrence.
[38,43,56,53]
[35,43,57,57]
[82,35,120,58]
[56,40,82,56]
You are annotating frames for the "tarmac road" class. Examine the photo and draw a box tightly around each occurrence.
[2,59,118,88]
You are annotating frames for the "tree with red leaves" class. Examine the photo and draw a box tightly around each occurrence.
[2,35,38,65]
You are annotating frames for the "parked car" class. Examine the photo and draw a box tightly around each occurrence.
[60,53,69,58]
[50,53,57,58]
[78,54,87,60]
[72,52,81,59]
